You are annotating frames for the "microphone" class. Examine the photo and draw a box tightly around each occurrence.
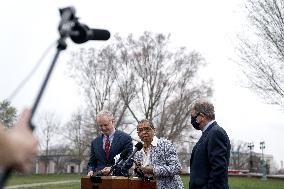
[107,148,129,176]
[89,149,129,177]
[86,29,111,41]
[120,142,143,169]
[134,161,145,179]
[70,23,110,43]
[58,6,110,43]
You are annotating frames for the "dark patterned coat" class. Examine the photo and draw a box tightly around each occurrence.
[134,138,184,189]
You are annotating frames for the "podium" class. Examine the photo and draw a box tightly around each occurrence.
[129,177,156,189]
[81,176,156,189]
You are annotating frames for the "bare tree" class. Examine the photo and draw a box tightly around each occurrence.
[230,140,249,170]
[68,46,131,129]
[62,109,93,173]
[237,0,284,109]
[68,32,212,144]
[35,111,61,173]
[113,32,212,143]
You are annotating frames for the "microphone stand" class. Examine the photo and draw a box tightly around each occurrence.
[0,34,67,189]
[0,7,73,189]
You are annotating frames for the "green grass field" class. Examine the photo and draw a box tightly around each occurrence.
[6,174,284,189]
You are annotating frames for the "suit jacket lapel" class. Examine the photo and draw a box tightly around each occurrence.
[202,121,216,137]
[191,121,217,165]
[97,135,106,160]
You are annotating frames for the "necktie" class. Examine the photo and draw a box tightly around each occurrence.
[105,136,110,160]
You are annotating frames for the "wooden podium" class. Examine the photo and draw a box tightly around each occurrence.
[129,177,156,189]
[81,176,156,189]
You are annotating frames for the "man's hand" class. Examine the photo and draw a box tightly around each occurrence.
[101,167,111,175]
[141,165,153,174]
[134,161,142,168]
[87,170,94,176]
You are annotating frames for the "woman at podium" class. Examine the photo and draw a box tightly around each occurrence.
[133,119,184,189]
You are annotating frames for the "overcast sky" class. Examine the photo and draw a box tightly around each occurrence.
[1,0,284,166]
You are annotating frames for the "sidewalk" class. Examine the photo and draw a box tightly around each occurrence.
[6,180,80,189]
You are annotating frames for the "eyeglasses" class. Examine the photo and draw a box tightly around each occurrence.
[192,112,204,118]
[137,127,152,133]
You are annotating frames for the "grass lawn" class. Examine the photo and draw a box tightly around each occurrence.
[229,176,284,189]
[7,174,81,185]
[181,175,189,189]
[6,174,284,189]
[182,175,284,189]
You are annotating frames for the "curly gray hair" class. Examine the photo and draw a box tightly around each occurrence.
[192,99,215,120]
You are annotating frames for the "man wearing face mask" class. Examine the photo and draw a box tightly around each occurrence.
[189,99,230,189]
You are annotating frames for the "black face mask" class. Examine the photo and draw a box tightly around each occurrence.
[191,115,201,130]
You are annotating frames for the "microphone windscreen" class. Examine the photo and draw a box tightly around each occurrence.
[70,24,88,44]
[135,142,143,151]
[87,29,110,41]
[120,149,129,160]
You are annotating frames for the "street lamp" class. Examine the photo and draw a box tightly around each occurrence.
[260,141,267,180]
[247,142,254,172]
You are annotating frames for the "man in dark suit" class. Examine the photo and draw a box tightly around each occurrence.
[87,110,133,176]
[189,100,231,189]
